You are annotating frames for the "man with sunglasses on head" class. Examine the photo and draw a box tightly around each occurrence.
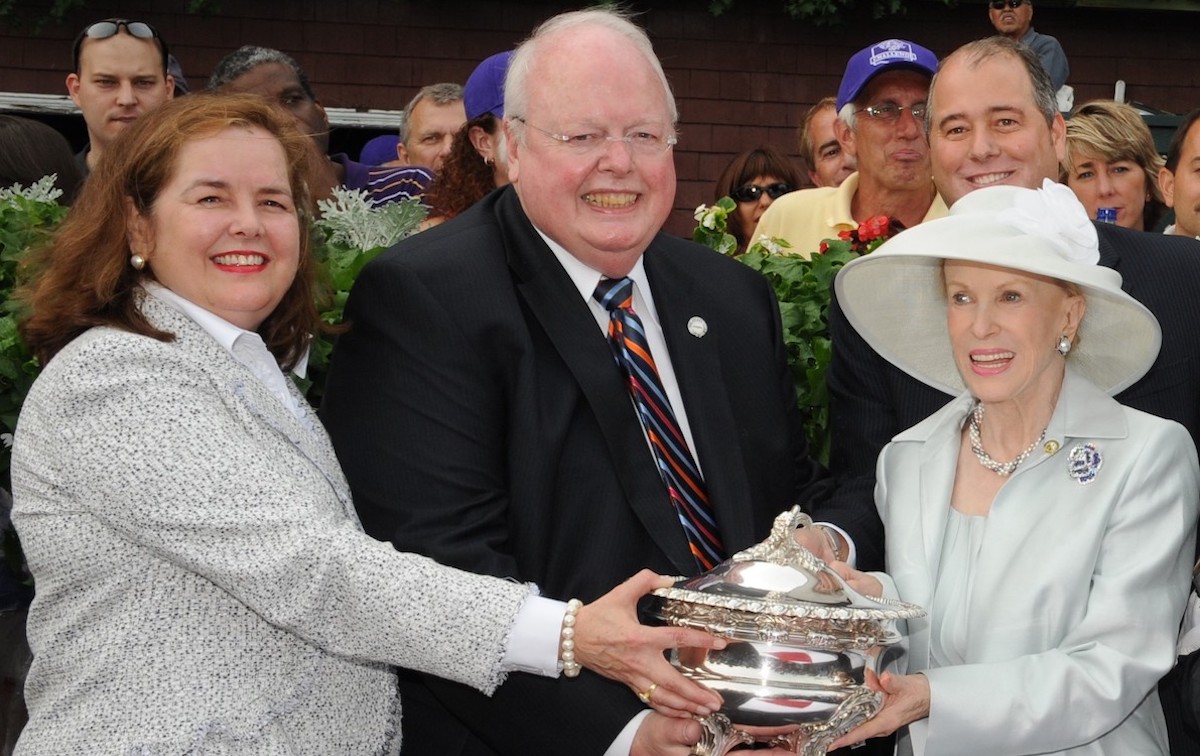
[754,39,948,258]
[66,18,174,178]
[988,0,1070,106]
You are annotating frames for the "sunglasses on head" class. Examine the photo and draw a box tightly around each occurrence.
[72,19,168,73]
[989,0,1026,9]
[731,182,793,203]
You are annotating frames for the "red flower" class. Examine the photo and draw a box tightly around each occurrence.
[818,241,829,254]
[858,215,891,242]
[837,228,854,241]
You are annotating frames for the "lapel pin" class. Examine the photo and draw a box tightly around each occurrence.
[1067,443,1102,485]
[687,316,707,338]
[1043,439,1060,455]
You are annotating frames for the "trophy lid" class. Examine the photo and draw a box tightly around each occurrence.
[653,508,924,624]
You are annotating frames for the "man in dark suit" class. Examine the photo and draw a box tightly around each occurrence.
[815,36,1200,755]
[321,9,829,755]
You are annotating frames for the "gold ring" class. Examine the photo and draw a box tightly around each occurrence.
[637,683,657,705]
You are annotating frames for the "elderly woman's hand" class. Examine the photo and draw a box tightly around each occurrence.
[826,560,884,599]
[827,670,930,750]
[572,569,725,718]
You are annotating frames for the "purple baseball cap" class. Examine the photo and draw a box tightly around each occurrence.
[464,50,513,121]
[835,39,938,111]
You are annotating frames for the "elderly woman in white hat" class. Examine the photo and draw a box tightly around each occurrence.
[826,180,1199,755]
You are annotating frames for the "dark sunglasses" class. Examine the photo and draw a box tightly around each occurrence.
[989,0,1026,9]
[731,182,793,203]
[72,19,169,74]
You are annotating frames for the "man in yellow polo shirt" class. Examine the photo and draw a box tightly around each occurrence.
[755,39,947,257]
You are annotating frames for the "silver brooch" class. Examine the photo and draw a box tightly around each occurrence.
[1067,443,1102,484]
[687,316,708,338]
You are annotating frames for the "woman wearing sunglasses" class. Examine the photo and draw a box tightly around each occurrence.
[713,146,802,253]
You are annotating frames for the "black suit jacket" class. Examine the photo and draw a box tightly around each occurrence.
[321,186,830,755]
[819,222,1200,756]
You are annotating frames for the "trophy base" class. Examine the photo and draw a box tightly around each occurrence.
[689,686,882,756]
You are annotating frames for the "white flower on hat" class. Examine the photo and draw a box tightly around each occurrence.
[997,178,1099,265]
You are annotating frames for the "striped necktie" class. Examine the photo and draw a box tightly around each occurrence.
[593,277,725,571]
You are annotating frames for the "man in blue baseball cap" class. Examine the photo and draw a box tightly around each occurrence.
[755,38,948,257]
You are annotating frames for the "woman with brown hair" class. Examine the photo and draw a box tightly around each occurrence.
[713,146,803,252]
[9,92,723,754]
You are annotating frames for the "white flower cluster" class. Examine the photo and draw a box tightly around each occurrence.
[754,235,788,255]
[315,186,426,251]
[0,175,63,205]
[998,178,1099,265]
[693,203,726,230]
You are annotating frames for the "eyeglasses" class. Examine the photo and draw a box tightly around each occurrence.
[989,0,1026,9]
[731,182,793,203]
[72,19,168,73]
[511,117,678,157]
[855,103,927,123]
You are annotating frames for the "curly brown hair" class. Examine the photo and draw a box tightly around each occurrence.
[18,92,322,370]
[423,113,502,220]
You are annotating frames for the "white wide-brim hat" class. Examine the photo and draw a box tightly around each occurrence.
[834,180,1161,396]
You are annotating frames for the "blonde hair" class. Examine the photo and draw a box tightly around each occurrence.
[1061,100,1165,228]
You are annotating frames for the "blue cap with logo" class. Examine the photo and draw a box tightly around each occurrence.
[835,39,938,111]
[464,50,513,121]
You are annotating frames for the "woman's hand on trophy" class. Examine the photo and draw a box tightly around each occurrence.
[573,569,725,718]
[827,561,884,598]
[827,669,931,750]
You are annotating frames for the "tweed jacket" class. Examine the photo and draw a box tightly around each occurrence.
[11,295,533,755]
[879,370,1199,756]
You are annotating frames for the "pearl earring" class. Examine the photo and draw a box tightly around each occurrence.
[130,254,146,270]
[1056,335,1072,356]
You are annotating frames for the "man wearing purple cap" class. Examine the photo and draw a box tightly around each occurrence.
[754,39,947,257]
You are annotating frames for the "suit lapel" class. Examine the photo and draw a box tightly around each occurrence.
[496,190,696,572]
[645,247,758,554]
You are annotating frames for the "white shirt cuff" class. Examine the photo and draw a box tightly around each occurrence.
[816,521,857,568]
[603,710,652,756]
[500,595,566,676]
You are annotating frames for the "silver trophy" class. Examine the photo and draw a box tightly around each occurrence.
[650,507,925,756]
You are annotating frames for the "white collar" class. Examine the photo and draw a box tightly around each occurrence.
[533,226,659,324]
[1164,224,1200,242]
[144,281,308,378]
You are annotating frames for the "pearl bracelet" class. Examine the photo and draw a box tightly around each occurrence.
[560,598,582,678]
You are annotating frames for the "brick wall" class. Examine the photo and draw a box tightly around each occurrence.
[2,0,1197,236]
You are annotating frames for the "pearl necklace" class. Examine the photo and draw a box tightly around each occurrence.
[968,403,1045,477]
